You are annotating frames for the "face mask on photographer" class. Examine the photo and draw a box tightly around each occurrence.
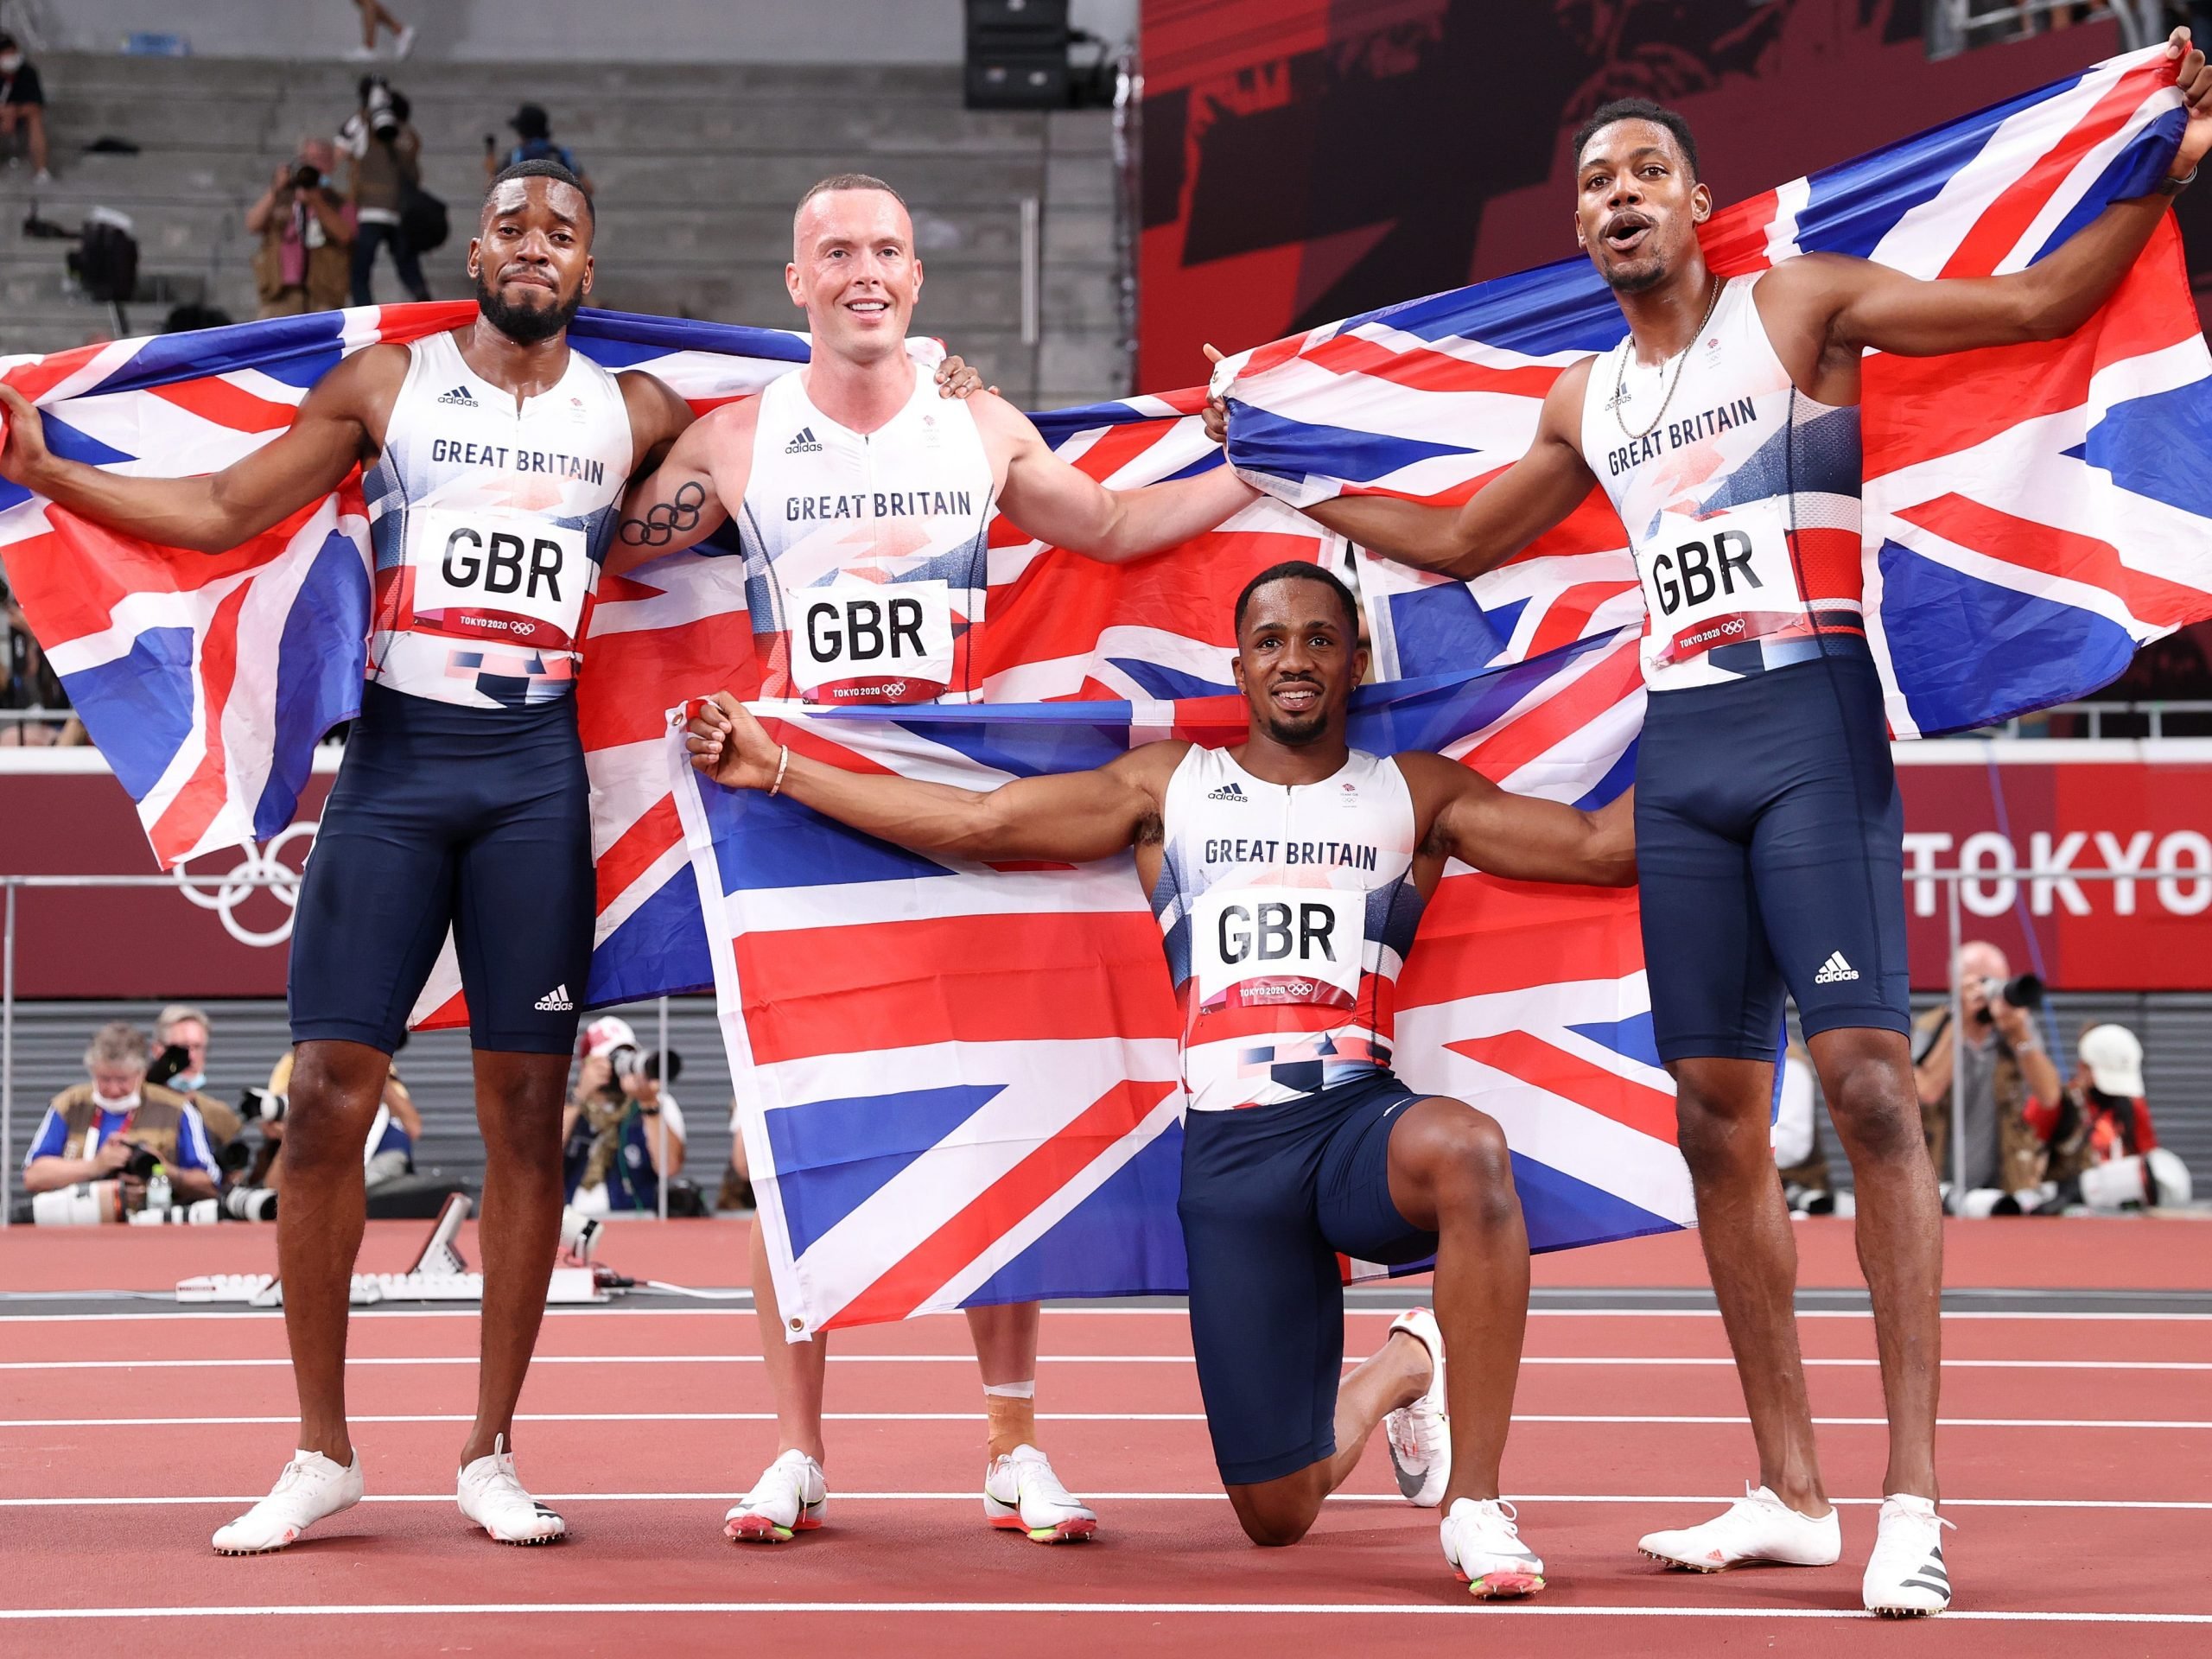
[0,53,23,74]
[91,1065,143,1109]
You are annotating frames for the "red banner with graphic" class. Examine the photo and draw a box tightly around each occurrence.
[1896,747,2212,990]
[1,760,333,998]
[6,747,2211,996]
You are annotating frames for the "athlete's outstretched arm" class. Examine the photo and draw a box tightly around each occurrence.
[1773,30,2211,358]
[686,691,1168,864]
[0,346,403,553]
[974,393,1259,564]
[1206,361,1599,583]
[607,403,740,575]
[1401,750,1636,887]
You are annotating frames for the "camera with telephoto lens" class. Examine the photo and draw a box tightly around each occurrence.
[239,1086,287,1125]
[145,1042,192,1091]
[1974,971,2044,1025]
[118,1143,162,1182]
[360,74,399,141]
[289,160,322,191]
[606,1045,682,1084]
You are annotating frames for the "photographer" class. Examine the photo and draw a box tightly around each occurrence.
[1912,940,2062,1204]
[485,103,593,195]
[22,1021,219,1214]
[245,137,352,319]
[340,76,431,306]
[2036,1023,2194,1212]
[152,1003,244,1150]
[563,1017,685,1216]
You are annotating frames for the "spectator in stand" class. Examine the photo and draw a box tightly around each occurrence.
[2040,1023,2194,1211]
[22,1020,220,1211]
[341,76,432,305]
[0,33,50,186]
[347,0,416,61]
[153,1003,244,1149]
[563,1017,686,1215]
[486,104,593,195]
[1,577,83,747]
[1912,940,2063,1207]
[246,138,353,319]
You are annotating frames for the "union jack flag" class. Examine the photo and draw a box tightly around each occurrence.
[675,632,1682,1333]
[0,303,1333,1027]
[1217,45,2212,734]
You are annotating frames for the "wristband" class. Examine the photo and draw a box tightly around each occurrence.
[2156,166,2196,198]
[769,744,791,797]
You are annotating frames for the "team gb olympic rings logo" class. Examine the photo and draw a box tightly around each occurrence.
[171,821,318,947]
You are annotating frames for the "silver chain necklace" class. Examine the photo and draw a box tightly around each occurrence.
[1611,275,1725,442]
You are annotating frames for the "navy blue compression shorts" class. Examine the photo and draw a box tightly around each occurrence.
[289,682,594,1056]
[1178,1071,1441,1485]
[1634,646,1910,1064]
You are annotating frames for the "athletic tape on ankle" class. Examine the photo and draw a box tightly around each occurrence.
[982,1381,1037,1401]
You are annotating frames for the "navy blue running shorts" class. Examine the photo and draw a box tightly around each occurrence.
[1178,1071,1440,1485]
[1634,648,1910,1063]
[289,682,594,1057]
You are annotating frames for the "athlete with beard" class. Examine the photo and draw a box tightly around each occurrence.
[683,563,1633,1595]
[613,173,1259,1550]
[3,160,862,1554]
[1215,29,2212,1618]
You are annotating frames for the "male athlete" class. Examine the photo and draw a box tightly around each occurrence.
[1214,29,2212,1617]
[0,162,974,1554]
[614,173,1259,1548]
[685,561,1636,1595]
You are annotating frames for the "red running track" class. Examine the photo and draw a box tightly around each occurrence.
[3,1226,2210,1655]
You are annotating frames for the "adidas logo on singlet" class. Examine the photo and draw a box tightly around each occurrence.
[785,426,823,454]
[435,385,478,408]
[534,984,574,1012]
[1813,951,1859,984]
[1205,782,1247,802]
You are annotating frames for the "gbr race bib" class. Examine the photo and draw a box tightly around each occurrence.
[789,576,957,704]
[1192,885,1363,1011]
[1637,498,1811,666]
[409,506,589,647]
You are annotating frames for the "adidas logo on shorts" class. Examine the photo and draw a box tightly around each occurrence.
[785,426,823,454]
[534,984,575,1012]
[435,385,478,408]
[1205,782,1247,802]
[1813,951,1859,984]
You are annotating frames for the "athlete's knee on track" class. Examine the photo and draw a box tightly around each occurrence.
[1226,1479,1324,1547]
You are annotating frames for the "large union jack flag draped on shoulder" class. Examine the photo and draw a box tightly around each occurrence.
[675,632,1682,1334]
[1217,45,2212,736]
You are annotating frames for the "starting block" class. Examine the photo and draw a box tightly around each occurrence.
[176,1196,613,1306]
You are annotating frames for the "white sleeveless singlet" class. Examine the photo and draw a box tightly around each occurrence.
[1579,275,1866,693]
[1152,747,1424,1113]
[363,330,633,709]
[736,360,996,705]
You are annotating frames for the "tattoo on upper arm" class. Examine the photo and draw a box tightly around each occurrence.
[620,480,706,547]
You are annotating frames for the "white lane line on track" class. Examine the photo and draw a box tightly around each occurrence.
[10,1411,2212,1429]
[6,1353,2210,1372]
[8,1491,2212,1512]
[8,1306,2212,1323]
[1,1601,2206,1624]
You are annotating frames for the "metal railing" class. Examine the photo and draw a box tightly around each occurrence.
[1930,0,2161,59]
[1,871,678,1226]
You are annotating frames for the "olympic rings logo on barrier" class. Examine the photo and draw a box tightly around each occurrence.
[171,821,318,947]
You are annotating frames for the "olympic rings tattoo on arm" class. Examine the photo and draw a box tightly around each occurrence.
[619,480,708,547]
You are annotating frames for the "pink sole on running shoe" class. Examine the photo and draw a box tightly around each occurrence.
[726,1516,820,1544]
[989,1514,1098,1543]
[1639,1548,1730,1573]
[1461,1571,1544,1599]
